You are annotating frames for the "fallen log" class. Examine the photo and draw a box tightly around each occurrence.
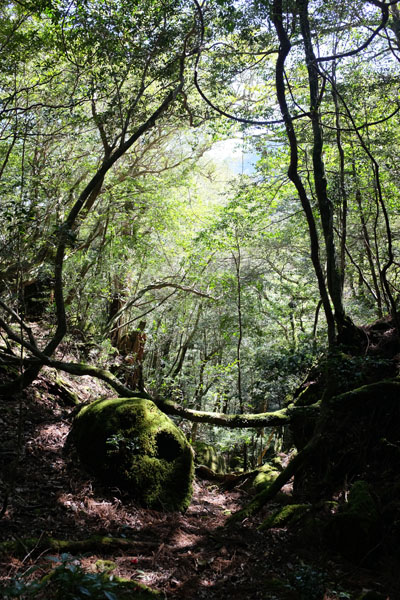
[0,535,164,557]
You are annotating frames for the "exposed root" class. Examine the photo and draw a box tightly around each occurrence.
[0,535,163,557]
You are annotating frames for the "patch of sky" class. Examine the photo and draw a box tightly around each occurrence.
[205,136,259,175]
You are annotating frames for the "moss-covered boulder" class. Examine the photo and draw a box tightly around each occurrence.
[253,463,281,491]
[325,480,381,561]
[70,397,194,512]
[193,441,226,473]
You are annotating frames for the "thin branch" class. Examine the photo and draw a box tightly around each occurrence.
[192,0,310,126]
[316,2,390,63]
[0,301,38,348]
[105,281,218,331]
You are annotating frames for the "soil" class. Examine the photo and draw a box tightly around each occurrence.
[0,359,398,599]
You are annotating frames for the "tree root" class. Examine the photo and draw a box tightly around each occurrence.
[227,378,400,523]
[0,535,164,557]
[227,435,323,524]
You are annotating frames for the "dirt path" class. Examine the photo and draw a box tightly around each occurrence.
[0,371,395,599]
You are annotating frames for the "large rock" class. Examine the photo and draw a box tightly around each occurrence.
[325,480,381,561]
[193,441,226,473]
[70,397,194,512]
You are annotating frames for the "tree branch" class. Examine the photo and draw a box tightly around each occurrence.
[152,398,318,428]
[316,1,389,63]
[0,348,317,428]
[105,281,218,331]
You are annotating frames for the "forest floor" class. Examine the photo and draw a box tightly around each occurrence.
[0,344,396,599]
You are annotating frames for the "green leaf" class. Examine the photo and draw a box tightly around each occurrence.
[78,586,91,596]
[104,591,118,600]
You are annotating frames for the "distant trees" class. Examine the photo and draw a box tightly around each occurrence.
[1,0,400,437]
[194,0,400,346]
[0,0,209,392]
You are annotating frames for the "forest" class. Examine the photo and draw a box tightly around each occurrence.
[1,0,400,598]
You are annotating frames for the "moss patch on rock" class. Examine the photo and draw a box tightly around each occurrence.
[193,441,226,473]
[253,464,280,491]
[70,397,194,512]
[325,480,381,561]
[259,503,310,531]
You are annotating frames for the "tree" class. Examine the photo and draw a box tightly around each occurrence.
[1,0,400,456]
[0,0,206,392]
[193,0,400,347]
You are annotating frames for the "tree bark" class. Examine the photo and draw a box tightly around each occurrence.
[297,0,346,335]
[271,0,336,346]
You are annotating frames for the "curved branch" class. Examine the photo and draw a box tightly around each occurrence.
[192,0,309,126]
[0,348,317,428]
[316,2,389,63]
[45,359,319,429]
[105,281,218,332]
[321,103,400,132]
[152,398,318,428]
[193,68,310,127]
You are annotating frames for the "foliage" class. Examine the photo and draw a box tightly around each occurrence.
[0,553,157,600]
[1,0,400,469]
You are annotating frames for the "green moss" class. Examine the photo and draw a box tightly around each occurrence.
[325,480,381,560]
[295,383,321,407]
[54,376,79,405]
[193,441,226,473]
[95,559,116,573]
[253,464,280,491]
[70,398,194,512]
[270,456,283,470]
[110,576,160,598]
[259,504,310,531]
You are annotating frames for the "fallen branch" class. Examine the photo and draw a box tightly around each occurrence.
[154,397,319,428]
[0,535,164,557]
[0,352,148,399]
[0,351,320,427]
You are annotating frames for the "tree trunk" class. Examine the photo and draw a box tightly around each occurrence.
[297,0,346,336]
[271,0,336,347]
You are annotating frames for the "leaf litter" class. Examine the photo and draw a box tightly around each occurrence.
[0,364,396,599]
